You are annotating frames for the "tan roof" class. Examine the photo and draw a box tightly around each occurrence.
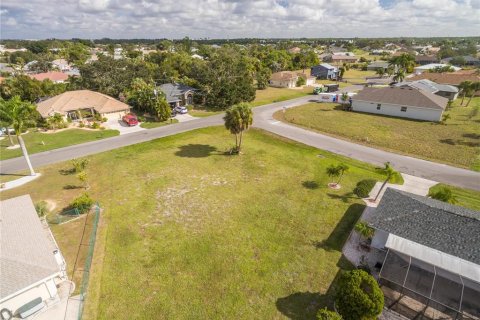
[270,71,314,82]
[36,90,130,117]
[1,195,60,299]
[30,71,69,82]
[353,87,448,110]
[409,72,480,86]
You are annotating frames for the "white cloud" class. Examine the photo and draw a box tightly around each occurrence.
[0,0,478,39]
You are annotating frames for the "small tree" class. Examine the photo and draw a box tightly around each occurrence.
[340,92,349,106]
[465,82,480,107]
[428,186,457,204]
[440,113,451,125]
[72,158,89,173]
[223,103,253,154]
[326,163,349,187]
[355,221,375,239]
[35,201,49,217]
[317,308,342,320]
[458,81,473,106]
[375,68,385,77]
[77,171,89,190]
[335,270,384,320]
[393,69,405,83]
[374,162,399,201]
[296,76,306,87]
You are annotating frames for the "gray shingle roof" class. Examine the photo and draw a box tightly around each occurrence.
[0,195,60,299]
[397,79,458,94]
[353,86,448,110]
[158,83,196,103]
[369,188,480,264]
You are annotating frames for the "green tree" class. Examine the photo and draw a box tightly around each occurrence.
[458,81,473,106]
[339,67,346,79]
[77,171,89,190]
[374,162,399,201]
[440,113,451,125]
[335,270,384,320]
[466,82,480,107]
[46,113,67,130]
[389,53,415,73]
[125,78,171,121]
[296,76,306,87]
[256,67,272,90]
[355,221,375,239]
[326,163,349,186]
[340,92,350,105]
[428,186,457,204]
[317,308,342,320]
[0,96,39,175]
[223,103,253,154]
[375,68,385,77]
[393,69,405,83]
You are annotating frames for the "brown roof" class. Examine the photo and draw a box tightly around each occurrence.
[30,71,69,82]
[352,87,448,110]
[415,55,439,62]
[409,72,480,86]
[36,90,130,117]
[270,71,314,82]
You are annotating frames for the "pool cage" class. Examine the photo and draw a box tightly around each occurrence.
[379,249,480,320]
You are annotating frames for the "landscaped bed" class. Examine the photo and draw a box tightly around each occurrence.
[274,97,480,171]
[0,128,119,161]
[1,127,402,319]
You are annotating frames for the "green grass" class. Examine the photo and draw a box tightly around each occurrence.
[189,108,223,118]
[429,184,480,211]
[1,126,395,319]
[275,97,480,170]
[0,129,119,161]
[252,87,313,107]
[140,119,178,129]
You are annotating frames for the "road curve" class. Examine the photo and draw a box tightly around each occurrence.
[1,94,479,191]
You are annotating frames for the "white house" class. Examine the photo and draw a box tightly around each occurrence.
[269,71,315,88]
[351,86,448,122]
[413,63,461,74]
[0,195,67,319]
[51,59,72,72]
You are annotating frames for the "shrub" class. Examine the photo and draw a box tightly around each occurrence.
[35,201,49,217]
[100,126,106,130]
[335,270,384,320]
[79,122,85,128]
[428,186,457,204]
[317,308,342,320]
[102,117,108,123]
[94,113,102,121]
[296,76,306,87]
[353,179,377,198]
[70,193,94,214]
[71,158,89,173]
[91,122,101,129]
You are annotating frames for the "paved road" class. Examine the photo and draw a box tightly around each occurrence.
[2,93,479,191]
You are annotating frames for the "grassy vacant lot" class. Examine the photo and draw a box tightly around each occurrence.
[252,87,313,106]
[342,69,376,83]
[2,127,392,319]
[429,184,480,211]
[0,129,119,161]
[140,118,178,129]
[275,97,480,170]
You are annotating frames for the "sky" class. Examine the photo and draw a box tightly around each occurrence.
[1,0,479,39]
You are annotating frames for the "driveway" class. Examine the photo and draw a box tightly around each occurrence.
[174,113,196,122]
[105,118,145,135]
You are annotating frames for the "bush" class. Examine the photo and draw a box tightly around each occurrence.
[79,122,85,128]
[35,201,49,217]
[317,308,342,320]
[70,193,94,214]
[91,122,100,129]
[353,179,377,198]
[296,76,306,87]
[428,186,457,204]
[100,126,106,130]
[102,117,108,123]
[94,113,102,121]
[335,270,384,320]
[71,158,89,173]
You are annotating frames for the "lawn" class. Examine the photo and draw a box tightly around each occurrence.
[140,118,178,129]
[189,108,223,118]
[0,128,119,161]
[1,126,393,319]
[342,69,376,83]
[252,87,314,106]
[429,183,480,211]
[274,97,480,170]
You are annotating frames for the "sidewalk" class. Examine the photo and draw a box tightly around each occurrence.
[0,173,41,191]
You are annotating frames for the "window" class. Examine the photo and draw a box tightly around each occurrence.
[377,104,381,110]
[401,107,407,112]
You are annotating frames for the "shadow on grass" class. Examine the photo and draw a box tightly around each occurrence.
[439,138,480,147]
[312,203,365,252]
[276,260,351,320]
[59,168,76,175]
[302,180,320,189]
[463,133,480,139]
[63,184,82,190]
[0,173,28,178]
[327,192,358,204]
[175,144,218,158]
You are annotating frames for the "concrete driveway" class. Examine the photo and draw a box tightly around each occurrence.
[105,118,145,135]
[174,113,196,122]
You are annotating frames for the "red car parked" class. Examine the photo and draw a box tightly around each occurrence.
[122,113,138,126]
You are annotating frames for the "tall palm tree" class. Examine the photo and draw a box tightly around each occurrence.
[393,69,405,83]
[374,162,399,201]
[466,82,480,107]
[223,103,253,154]
[0,96,38,175]
[458,81,473,106]
[326,163,349,186]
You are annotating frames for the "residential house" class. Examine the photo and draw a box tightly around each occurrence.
[409,71,480,87]
[351,86,448,122]
[368,188,480,319]
[0,195,67,319]
[396,79,459,101]
[113,48,123,60]
[370,49,395,55]
[30,71,70,83]
[288,47,302,54]
[415,55,440,65]
[441,55,480,66]
[36,90,131,121]
[367,61,390,72]
[413,63,461,74]
[51,59,72,72]
[269,71,315,88]
[159,83,197,108]
[311,63,339,80]
[324,53,358,64]
[0,63,15,74]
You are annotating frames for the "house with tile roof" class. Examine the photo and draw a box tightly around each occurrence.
[0,195,67,319]
[368,188,480,319]
[395,79,459,101]
[269,71,315,88]
[29,71,69,83]
[408,71,480,87]
[351,86,448,122]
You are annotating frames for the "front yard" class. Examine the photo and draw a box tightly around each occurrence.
[2,126,392,319]
[0,128,119,161]
[252,87,314,106]
[275,97,480,171]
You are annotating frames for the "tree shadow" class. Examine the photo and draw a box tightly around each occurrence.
[174,144,218,158]
[327,192,358,204]
[463,133,480,139]
[439,138,480,147]
[311,203,365,252]
[59,168,76,175]
[63,184,82,190]
[302,180,320,189]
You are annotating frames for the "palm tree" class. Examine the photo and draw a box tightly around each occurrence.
[393,69,405,83]
[374,162,399,201]
[326,163,349,187]
[355,221,375,239]
[223,103,253,154]
[375,68,385,78]
[458,81,473,106]
[389,53,415,73]
[441,113,451,125]
[0,96,38,175]
[466,82,480,107]
[340,92,349,106]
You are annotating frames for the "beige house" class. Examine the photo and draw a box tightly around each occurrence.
[269,71,316,88]
[0,195,67,319]
[36,90,131,121]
